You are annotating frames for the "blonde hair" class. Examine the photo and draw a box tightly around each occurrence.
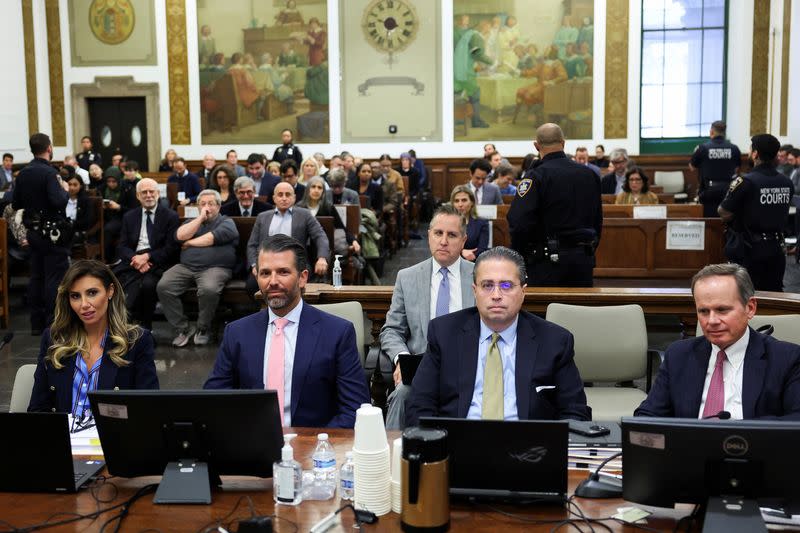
[299,157,320,183]
[450,184,478,219]
[47,260,141,369]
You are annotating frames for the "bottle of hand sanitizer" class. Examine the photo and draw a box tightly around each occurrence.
[273,433,302,505]
[333,255,343,289]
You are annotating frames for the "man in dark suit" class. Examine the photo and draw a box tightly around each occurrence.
[280,159,305,200]
[168,157,201,205]
[247,153,280,202]
[326,168,359,205]
[636,263,800,420]
[200,154,216,182]
[220,176,273,217]
[600,148,629,194]
[114,178,180,330]
[204,234,369,428]
[245,182,329,296]
[406,247,591,426]
[467,158,504,205]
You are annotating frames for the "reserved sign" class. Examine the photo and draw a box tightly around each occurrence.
[666,221,705,250]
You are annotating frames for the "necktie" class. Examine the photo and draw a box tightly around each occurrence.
[435,267,450,317]
[702,350,726,419]
[242,208,250,217]
[145,210,154,243]
[482,333,504,420]
[266,317,289,425]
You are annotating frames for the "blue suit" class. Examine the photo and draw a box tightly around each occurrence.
[465,217,489,259]
[204,305,370,428]
[406,308,590,426]
[635,328,800,420]
[28,328,159,413]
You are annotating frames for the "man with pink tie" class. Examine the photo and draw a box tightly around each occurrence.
[204,234,369,428]
[635,263,800,420]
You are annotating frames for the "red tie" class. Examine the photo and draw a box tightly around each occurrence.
[266,317,289,425]
[702,350,726,418]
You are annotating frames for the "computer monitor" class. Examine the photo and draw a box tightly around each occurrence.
[89,390,283,504]
[622,417,800,530]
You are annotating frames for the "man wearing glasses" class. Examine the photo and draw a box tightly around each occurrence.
[406,246,590,425]
[600,148,630,194]
[221,176,273,217]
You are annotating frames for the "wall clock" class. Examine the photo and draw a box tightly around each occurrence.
[361,0,419,66]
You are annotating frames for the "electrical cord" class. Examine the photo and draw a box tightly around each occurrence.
[195,496,257,533]
[98,483,158,533]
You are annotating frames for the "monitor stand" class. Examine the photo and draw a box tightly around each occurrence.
[154,460,212,504]
[702,496,767,533]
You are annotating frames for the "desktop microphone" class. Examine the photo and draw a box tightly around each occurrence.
[703,410,731,420]
[573,450,623,499]
[0,332,14,351]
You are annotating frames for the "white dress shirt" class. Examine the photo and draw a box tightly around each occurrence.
[65,198,78,222]
[614,174,625,194]
[136,205,157,252]
[269,208,293,236]
[264,300,303,426]
[697,328,749,420]
[469,182,483,204]
[75,167,90,185]
[466,316,519,420]
[429,257,463,319]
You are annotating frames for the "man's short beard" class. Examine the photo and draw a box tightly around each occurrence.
[268,295,289,309]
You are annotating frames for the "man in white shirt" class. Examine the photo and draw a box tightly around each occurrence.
[467,158,503,205]
[63,155,90,186]
[379,204,476,429]
[636,263,800,420]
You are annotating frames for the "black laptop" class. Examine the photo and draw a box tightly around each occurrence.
[419,417,568,502]
[0,412,105,493]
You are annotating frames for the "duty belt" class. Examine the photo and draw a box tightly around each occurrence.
[750,232,783,243]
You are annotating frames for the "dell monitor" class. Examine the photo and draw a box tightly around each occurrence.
[89,390,283,504]
[622,417,800,531]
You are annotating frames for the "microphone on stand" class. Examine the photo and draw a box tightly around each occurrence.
[703,410,731,420]
[0,332,14,351]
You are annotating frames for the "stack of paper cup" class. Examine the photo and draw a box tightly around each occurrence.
[353,404,391,516]
[391,437,402,514]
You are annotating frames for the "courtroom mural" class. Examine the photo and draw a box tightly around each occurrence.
[197,0,330,144]
[453,0,594,141]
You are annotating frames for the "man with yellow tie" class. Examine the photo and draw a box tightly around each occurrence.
[406,247,591,425]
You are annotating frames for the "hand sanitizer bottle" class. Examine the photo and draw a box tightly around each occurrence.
[333,255,343,288]
[273,433,303,505]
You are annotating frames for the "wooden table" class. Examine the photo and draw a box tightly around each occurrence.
[0,428,692,532]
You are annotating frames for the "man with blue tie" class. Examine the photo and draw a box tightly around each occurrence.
[114,178,180,330]
[204,234,369,428]
[406,246,591,425]
[380,204,475,429]
[1,153,14,191]
[635,263,800,420]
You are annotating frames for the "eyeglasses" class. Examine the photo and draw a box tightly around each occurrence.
[478,280,519,294]
[237,190,255,196]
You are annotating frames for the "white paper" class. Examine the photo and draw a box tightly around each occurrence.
[633,205,667,219]
[335,205,347,225]
[183,206,200,219]
[666,220,705,250]
[476,205,498,220]
[157,183,167,198]
[177,191,186,201]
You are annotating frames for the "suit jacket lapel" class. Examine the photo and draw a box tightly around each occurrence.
[252,310,271,388]
[459,259,475,307]
[290,304,321,420]
[457,313,481,417]
[417,259,432,326]
[686,339,712,416]
[742,329,767,419]
[514,313,537,419]
[291,210,303,240]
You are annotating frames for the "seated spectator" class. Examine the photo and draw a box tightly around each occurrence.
[398,152,421,198]
[380,154,406,199]
[168,157,201,205]
[327,168,359,205]
[209,164,236,205]
[372,160,399,215]
[486,151,503,178]
[220,176,272,217]
[200,153,216,182]
[62,154,90,186]
[122,160,141,188]
[245,182,329,295]
[468,158,503,205]
[574,146,602,177]
[300,157,320,184]
[323,154,342,180]
[592,144,609,168]
[313,152,328,176]
[28,260,159,414]
[281,159,306,199]
[451,185,489,261]
[110,153,125,169]
[98,167,135,263]
[356,163,384,212]
[156,190,239,347]
[601,148,629,193]
[159,148,177,172]
[615,167,659,205]
[88,163,103,189]
[267,161,281,177]
[225,149,247,177]
[493,164,517,195]
[65,174,93,249]
[204,234,369,428]
[247,152,280,201]
[297,176,360,256]
[115,178,180,330]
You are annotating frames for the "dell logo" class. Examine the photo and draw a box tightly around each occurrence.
[723,435,749,456]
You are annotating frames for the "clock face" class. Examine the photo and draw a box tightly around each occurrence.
[361,0,419,54]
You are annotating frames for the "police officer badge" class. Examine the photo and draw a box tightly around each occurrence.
[729,176,743,191]
[518,178,533,197]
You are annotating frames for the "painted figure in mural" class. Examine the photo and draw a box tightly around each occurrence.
[258,53,295,110]
[198,24,216,66]
[577,17,594,54]
[453,14,492,128]
[228,52,266,119]
[496,16,520,75]
[275,0,305,25]
[515,45,567,110]
[278,42,301,67]
[554,16,579,59]
[302,17,327,67]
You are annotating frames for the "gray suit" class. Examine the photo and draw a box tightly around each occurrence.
[247,206,330,266]
[473,181,504,205]
[326,188,360,205]
[380,257,475,429]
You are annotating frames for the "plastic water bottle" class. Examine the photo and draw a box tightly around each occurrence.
[332,255,343,289]
[311,433,337,499]
[340,451,354,500]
